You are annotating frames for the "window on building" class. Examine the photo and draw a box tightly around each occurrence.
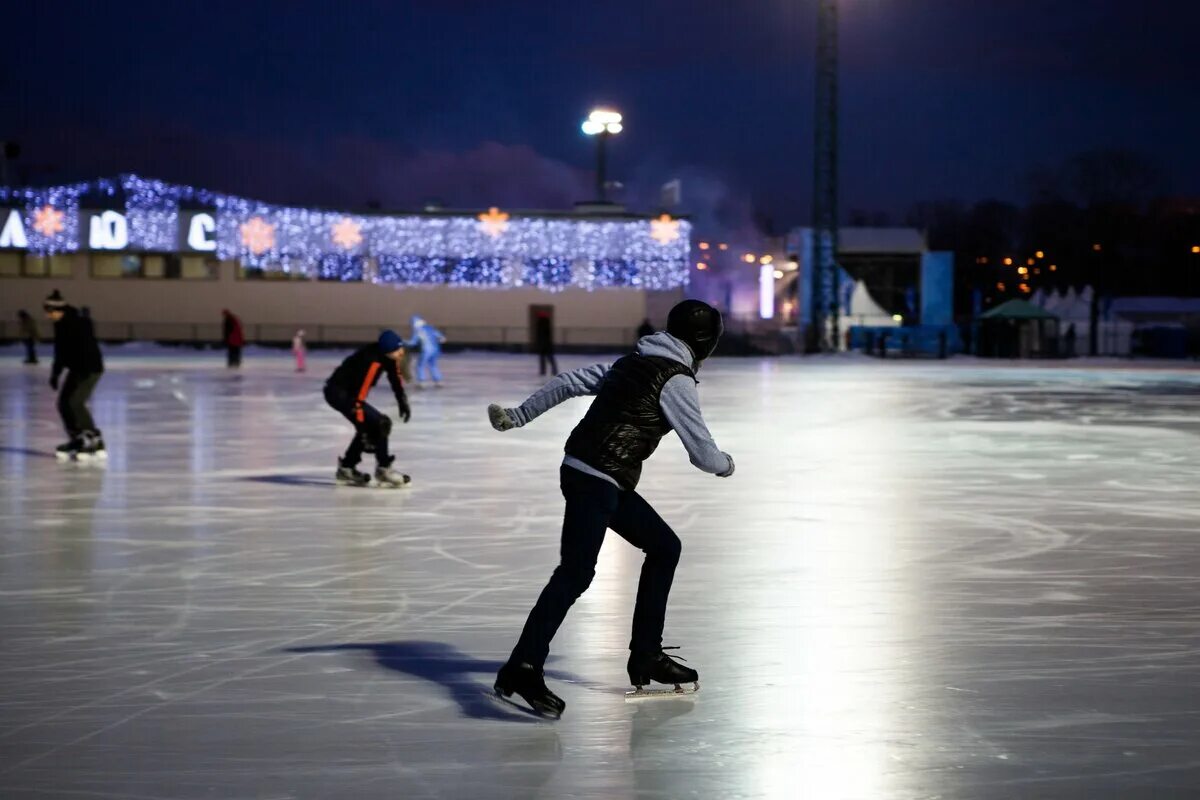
[18,255,73,277]
[143,255,167,278]
[0,252,22,277]
[180,256,218,279]
[91,254,144,278]
[238,263,310,280]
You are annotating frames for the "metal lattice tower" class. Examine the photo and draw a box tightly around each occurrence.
[811,0,839,352]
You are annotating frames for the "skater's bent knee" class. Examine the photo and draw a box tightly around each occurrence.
[552,564,596,595]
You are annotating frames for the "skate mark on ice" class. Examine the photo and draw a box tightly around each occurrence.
[286,641,582,722]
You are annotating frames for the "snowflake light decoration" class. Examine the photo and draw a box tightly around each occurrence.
[240,216,276,255]
[331,217,363,250]
[478,207,510,237]
[32,205,65,237]
[649,214,680,245]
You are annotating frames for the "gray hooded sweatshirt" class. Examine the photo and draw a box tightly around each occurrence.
[507,331,734,487]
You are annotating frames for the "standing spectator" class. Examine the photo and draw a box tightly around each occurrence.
[222,309,245,368]
[43,290,105,458]
[292,329,307,373]
[535,311,558,376]
[1064,323,1077,358]
[17,310,38,364]
[636,318,655,340]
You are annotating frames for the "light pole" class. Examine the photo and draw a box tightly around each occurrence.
[582,109,623,202]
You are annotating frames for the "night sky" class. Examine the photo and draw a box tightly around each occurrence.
[6,0,1199,228]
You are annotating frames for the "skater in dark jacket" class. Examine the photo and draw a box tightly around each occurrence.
[488,299,734,718]
[44,290,106,458]
[324,330,412,487]
[18,310,38,364]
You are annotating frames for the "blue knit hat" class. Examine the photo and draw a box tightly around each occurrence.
[378,329,404,353]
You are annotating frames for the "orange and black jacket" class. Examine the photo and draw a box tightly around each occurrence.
[327,344,407,421]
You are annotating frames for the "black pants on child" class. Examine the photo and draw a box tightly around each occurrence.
[58,372,101,437]
[510,466,682,669]
[324,383,391,467]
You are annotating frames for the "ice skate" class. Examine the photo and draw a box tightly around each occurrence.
[55,438,82,461]
[373,463,411,488]
[335,460,371,487]
[79,430,107,461]
[494,662,565,719]
[625,647,699,699]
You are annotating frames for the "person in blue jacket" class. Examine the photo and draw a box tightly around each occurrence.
[408,315,447,388]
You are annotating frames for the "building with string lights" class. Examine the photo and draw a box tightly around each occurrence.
[0,175,689,347]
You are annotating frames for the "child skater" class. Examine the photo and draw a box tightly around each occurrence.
[292,329,307,372]
[408,315,447,388]
[487,300,734,718]
[324,330,412,487]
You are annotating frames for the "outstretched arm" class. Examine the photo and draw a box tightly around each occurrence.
[489,363,609,430]
[659,374,734,476]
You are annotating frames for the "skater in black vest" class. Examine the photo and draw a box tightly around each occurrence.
[44,290,106,459]
[324,330,412,487]
[488,300,734,717]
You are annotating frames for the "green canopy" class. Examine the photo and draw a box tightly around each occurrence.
[980,299,1059,320]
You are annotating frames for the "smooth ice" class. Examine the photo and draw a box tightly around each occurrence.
[2,350,1200,799]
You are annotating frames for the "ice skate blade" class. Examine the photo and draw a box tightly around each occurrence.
[625,682,699,700]
[492,688,561,720]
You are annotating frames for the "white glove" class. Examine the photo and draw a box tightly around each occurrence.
[717,452,735,478]
[488,404,519,431]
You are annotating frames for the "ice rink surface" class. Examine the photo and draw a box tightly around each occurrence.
[2,348,1199,799]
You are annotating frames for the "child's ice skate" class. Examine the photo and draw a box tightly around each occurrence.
[494,661,565,719]
[625,647,699,699]
[374,462,411,488]
[335,459,371,487]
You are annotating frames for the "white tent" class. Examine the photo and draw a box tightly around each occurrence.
[844,280,899,328]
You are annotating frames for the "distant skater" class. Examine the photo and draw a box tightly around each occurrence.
[293,329,307,372]
[44,291,106,459]
[408,315,446,388]
[534,311,558,376]
[488,300,734,718]
[17,310,38,364]
[222,309,245,367]
[636,318,655,340]
[324,330,412,488]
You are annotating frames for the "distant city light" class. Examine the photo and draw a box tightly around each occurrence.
[696,262,707,270]
[1027,258,1035,265]
[759,254,773,265]
[1049,264,1057,271]
[773,269,784,279]
[1035,250,1045,259]
[1092,243,1102,252]
[718,243,728,250]
[1192,245,1200,254]
[743,253,756,263]
[1017,266,1028,275]
[698,241,710,250]
[892,314,903,322]
[1003,257,1013,265]
[997,282,1006,290]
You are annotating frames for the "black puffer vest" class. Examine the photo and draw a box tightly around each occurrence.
[564,354,695,491]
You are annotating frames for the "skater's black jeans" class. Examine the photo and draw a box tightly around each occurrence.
[324,383,391,467]
[510,465,681,669]
[227,345,242,367]
[23,337,38,364]
[58,371,101,437]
